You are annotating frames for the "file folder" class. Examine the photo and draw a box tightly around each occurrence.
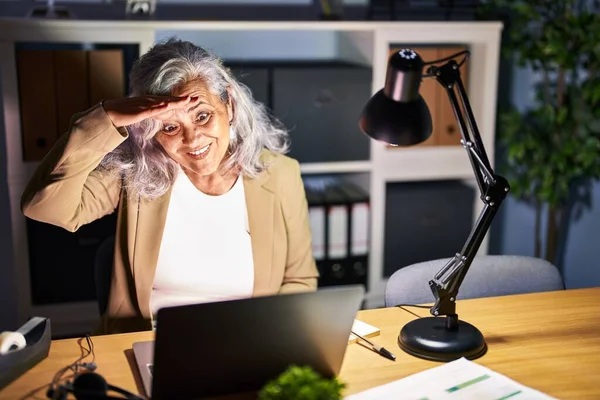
[337,181,370,287]
[323,184,349,261]
[338,181,370,257]
[303,177,369,289]
[304,185,326,262]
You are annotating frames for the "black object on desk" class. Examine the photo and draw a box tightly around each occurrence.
[358,48,509,362]
[133,286,365,399]
[0,317,51,390]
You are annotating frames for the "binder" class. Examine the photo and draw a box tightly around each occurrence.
[88,49,125,105]
[337,181,370,287]
[303,176,347,286]
[304,185,326,263]
[16,49,58,161]
[16,48,127,162]
[54,50,89,136]
[322,184,349,262]
[303,176,370,289]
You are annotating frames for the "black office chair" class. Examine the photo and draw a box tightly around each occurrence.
[93,235,115,316]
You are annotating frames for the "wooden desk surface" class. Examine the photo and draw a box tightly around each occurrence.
[2,288,599,399]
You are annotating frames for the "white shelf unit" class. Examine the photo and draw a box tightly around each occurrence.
[0,19,502,337]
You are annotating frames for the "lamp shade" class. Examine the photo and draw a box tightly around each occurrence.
[359,49,433,146]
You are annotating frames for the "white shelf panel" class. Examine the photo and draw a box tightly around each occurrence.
[300,161,372,174]
[157,30,339,61]
[375,145,475,182]
[0,19,503,35]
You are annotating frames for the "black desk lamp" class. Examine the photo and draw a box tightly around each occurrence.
[359,49,510,362]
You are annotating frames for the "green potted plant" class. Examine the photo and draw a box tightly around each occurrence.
[479,0,600,266]
[258,365,345,400]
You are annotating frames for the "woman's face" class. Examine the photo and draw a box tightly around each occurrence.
[155,79,233,179]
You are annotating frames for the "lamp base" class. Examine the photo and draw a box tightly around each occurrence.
[398,317,487,362]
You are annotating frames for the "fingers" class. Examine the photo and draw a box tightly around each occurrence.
[139,103,174,120]
[143,96,201,121]
[123,95,200,124]
[166,95,199,108]
[146,95,199,105]
[149,109,176,121]
[150,96,200,112]
[151,96,201,118]
[144,95,185,102]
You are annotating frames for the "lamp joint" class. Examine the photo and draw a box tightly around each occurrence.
[482,175,510,208]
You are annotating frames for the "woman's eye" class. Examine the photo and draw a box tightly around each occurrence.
[196,112,210,123]
[162,125,178,135]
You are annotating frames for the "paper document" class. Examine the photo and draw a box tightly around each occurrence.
[348,319,380,344]
[345,357,556,400]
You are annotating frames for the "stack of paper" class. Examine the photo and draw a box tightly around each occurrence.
[348,320,380,344]
[345,357,556,399]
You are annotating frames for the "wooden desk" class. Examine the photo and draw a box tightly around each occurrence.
[2,288,599,399]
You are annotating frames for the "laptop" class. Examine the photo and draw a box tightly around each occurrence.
[132,285,365,399]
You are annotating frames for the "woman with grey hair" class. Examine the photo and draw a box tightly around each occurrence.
[21,39,319,334]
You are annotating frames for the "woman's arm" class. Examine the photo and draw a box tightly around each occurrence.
[21,96,199,232]
[279,158,319,293]
[21,104,127,232]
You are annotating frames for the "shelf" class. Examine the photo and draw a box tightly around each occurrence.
[300,161,372,174]
[375,146,475,182]
[0,19,504,33]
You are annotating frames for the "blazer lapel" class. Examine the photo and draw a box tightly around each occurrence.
[244,172,275,296]
[132,189,172,318]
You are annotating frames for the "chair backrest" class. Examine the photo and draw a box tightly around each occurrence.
[385,255,564,307]
[93,235,115,316]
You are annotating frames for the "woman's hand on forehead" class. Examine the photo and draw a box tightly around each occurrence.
[102,95,201,128]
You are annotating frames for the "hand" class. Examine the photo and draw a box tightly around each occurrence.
[102,96,200,128]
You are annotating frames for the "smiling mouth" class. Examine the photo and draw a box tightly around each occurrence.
[187,144,211,159]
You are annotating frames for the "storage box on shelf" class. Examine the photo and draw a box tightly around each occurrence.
[0,19,502,336]
[228,60,373,166]
[383,179,476,278]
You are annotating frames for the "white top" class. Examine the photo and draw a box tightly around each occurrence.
[149,169,255,317]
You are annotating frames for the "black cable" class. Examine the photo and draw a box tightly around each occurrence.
[423,49,470,67]
[48,334,96,397]
[83,334,96,365]
[394,303,433,319]
[422,50,470,78]
[394,304,432,309]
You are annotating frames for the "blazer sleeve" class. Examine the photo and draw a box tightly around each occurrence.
[279,158,319,293]
[21,104,128,232]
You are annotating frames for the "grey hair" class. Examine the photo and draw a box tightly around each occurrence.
[100,38,289,200]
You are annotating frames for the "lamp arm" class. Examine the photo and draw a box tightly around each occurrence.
[425,59,510,324]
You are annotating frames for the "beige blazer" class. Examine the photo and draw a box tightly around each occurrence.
[21,104,318,334]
